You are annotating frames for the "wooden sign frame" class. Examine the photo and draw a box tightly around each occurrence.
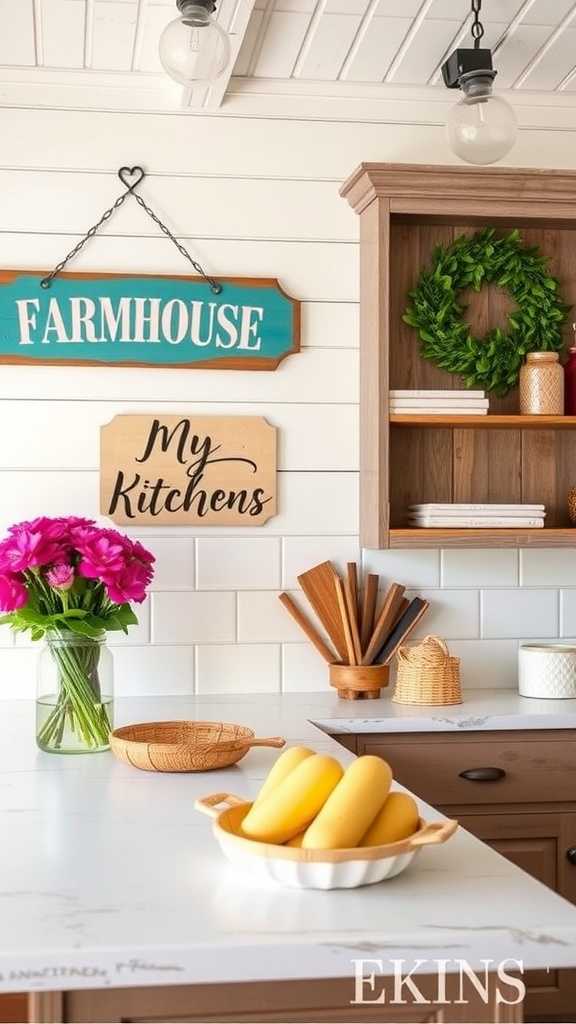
[0,270,300,371]
[100,414,277,527]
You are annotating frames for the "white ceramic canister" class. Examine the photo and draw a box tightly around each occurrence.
[519,644,576,699]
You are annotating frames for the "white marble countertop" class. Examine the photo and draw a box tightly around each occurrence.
[310,687,576,733]
[1,693,576,995]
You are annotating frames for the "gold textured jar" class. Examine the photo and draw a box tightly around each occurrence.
[519,352,564,415]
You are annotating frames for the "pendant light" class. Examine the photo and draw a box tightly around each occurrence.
[442,0,517,165]
[159,0,231,87]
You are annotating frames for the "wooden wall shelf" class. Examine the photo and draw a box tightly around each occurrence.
[340,162,576,550]
[390,415,576,429]
[390,528,575,549]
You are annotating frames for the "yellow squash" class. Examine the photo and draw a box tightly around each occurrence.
[241,754,343,844]
[360,792,419,846]
[302,755,392,850]
[253,746,314,807]
[285,832,305,847]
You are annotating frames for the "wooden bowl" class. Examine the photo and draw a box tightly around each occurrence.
[329,662,389,700]
[110,721,285,773]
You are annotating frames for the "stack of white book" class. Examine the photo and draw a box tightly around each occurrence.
[408,504,546,529]
[390,390,489,415]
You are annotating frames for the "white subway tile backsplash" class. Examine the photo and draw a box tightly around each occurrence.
[238,591,308,643]
[113,645,194,696]
[560,590,576,637]
[406,589,480,639]
[197,538,281,590]
[147,538,195,590]
[282,536,360,589]
[196,644,280,694]
[482,589,558,638]
[521,548,576,587]
[282,643,328,692]
[152,592,236,644]
[442,549,518,588]
[445,639,518,690]
[363,549,440,589]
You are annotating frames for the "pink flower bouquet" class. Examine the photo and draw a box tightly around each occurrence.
[0,517,154,752]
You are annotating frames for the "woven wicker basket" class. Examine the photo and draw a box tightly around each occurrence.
[393,635,462,706]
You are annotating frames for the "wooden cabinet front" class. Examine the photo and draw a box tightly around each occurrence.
[354,728,576,1023]
[356,730,576,807]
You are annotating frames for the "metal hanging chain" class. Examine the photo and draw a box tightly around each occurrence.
[40,166,222,295]
[470,0,484,48]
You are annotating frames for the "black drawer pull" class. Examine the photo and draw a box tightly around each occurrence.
[567,847,576,866]
[459,767,506,782]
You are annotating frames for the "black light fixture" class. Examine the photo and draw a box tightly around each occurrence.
[159,0,231,87]
[441,0,517,165]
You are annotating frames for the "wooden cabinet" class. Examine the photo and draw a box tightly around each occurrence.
[47,974,521,1023]
[349,729,576,1022]
[340,163,576,551]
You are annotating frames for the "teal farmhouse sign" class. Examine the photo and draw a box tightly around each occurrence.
[0,270,300,370]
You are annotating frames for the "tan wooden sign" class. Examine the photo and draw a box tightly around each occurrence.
[100,415,277,526]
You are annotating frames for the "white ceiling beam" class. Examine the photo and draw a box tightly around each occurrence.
[84,0,96,69]
[184,0,259,109]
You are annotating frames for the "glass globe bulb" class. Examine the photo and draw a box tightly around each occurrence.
[447,73,517,165]
[159,2,231,86]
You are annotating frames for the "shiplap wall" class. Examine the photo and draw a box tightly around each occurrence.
[2,103,576,699]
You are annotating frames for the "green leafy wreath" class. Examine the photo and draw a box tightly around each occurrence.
[403,228,569,396]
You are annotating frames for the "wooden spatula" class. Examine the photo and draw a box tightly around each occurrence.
[297,561,349,662]
[360,573,379,652]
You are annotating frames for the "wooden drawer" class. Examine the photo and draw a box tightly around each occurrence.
[358,732,576,807]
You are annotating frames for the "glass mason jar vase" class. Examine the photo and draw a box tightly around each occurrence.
[36,631,114,754]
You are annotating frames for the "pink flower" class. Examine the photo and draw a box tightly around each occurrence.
[131,540,155,566]
[46,563,75,591]
[76,529,130,581]
[0,574,27,612]
[104,560,152,604]
[0,524,68,573]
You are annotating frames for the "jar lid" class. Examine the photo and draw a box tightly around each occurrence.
[526,351,559,362]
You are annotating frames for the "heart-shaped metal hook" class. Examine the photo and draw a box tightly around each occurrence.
[118,165,145,193]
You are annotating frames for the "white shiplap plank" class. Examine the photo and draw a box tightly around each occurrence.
[0,348,358,403]
[0,0,36,65]
[429,0,522,17]
[388,17,461,84]
[92,1,138,71]
[340,15,411,81]
[0,170,356,242]
[41,0,86,68]
[375,0,421,12]
[0,401,358,471]
[294,14,363,80]
[493,23,551,88]
[523,0,576,24]
[301,300,358,347]
[0,105,425,178]
[516,26,576,90]
[0,471,359,536]
[135,3,173,71]
[252,11,311,76]
[0,234,357,301]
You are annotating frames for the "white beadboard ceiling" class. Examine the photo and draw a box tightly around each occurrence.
[2,0,576,110]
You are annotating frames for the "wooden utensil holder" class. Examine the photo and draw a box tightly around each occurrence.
[329,662,389,701]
